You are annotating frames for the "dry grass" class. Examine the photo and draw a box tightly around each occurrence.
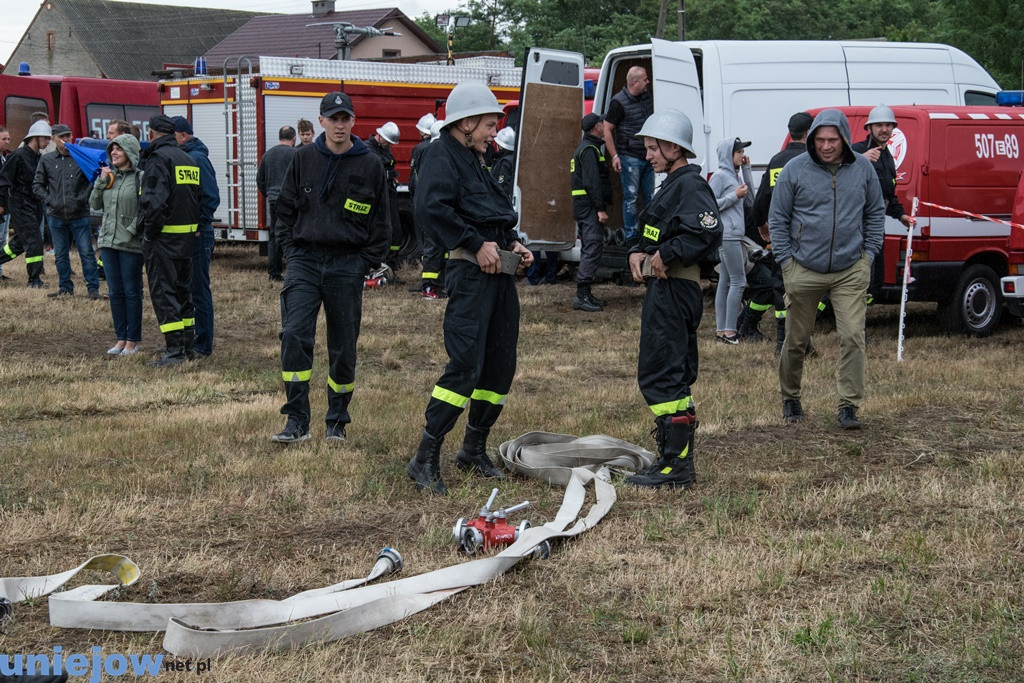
[1,244,1023,682]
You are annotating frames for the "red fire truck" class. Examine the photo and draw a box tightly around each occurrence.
[0,72,159,142]
[999,173,1024,321]
[807,105,1024,335]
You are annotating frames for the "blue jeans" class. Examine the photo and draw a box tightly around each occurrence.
[0,213,9,276]
[102,247,144,342]
[619,155,655,241]
[48,215,99,293]
[190,229,215,356]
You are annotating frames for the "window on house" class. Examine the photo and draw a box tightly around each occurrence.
[382,49,401,58]
[46,30,56,51]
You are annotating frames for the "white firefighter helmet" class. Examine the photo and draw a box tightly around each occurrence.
[416,113,437,136]
[429,120,444,141]
[25,120,52,141]
[865,103,897,129]
[376,121,400,145]
[635,109,696,159]
[495,127,515,151]
[441,83,503,128]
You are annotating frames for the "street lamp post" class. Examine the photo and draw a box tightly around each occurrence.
[435,14,471,66]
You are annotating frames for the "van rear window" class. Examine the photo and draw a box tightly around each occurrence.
[965,91,997,106]
[5,95,48,144]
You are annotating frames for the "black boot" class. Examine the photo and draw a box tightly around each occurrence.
[183,328,196,360]
[775,317,786,355]
[589,286,607,308]
[626,412,697,489]
[737,305,765,341]
[455,426,505,479]
[571,282,602,312]
[148,332,187,367]
[408,430,447,494]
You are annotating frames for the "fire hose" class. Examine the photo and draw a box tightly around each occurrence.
[0,433,653,657]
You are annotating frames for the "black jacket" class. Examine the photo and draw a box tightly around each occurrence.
[275,133,390,270]
[413,130,518,253]
[137,133,203,259]
[0,146,42,230]
[367,137,398,189]
[257,143,297,204]
[852,133,905,220]
[408,139,430,196]
[570,133,612,219]
[491,150,514,198]
[631,164,721,267]
[751,141,806,235]
[33,149,92,219]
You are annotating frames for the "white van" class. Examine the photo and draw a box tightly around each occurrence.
[593,39,1001,178]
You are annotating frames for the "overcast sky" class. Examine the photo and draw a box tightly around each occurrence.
[1,0,454,67]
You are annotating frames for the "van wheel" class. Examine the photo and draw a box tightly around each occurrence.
[939,264,1003,336]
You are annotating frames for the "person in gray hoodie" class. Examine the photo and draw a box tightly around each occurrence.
[91,133,143,355]
[768,109,884,430]
[709,137,754,343]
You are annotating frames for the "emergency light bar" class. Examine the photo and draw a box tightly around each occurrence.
[996,91,1024,106]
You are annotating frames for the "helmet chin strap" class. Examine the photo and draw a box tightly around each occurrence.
[657,140,684,170]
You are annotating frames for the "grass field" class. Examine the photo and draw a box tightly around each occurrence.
[1,244,1023,682]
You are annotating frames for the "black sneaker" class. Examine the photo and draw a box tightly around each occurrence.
[716,334,740,345]
[325,422,346,443]
[782,399,805,423]
[271,417,311,444]
[47,289,73,298]
[837,406,862,430]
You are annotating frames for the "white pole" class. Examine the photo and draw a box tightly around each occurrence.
[897,197,919,362]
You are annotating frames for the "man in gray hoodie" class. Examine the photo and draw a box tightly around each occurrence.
[768,109,884,430]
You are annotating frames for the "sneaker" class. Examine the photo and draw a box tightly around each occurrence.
[120,346,139,356]
[47,289,73,298]
[837,406,862,430]
[87,290,100,300]
[271,417,311,444]
[325,422,347,443]
[107,344,125,355]
[716,334,740,345]
[782,399,805,423]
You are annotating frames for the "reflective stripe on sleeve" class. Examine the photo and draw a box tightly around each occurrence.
[25,255,43,264]
[571,189,587,196]
[749,301,772,312]
[421,271,439,280]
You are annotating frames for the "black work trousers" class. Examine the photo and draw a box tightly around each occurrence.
[279,249,364,426]
[144,238,194,339]
[575,206,605,284]
[424,259,519,438]
[0,212,44,282]
[267,200,283,279]
[638,277,702,417]
[747,257,786,314]
[419,223,447,288]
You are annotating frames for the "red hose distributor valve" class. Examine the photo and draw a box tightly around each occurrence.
[452,488,550,558]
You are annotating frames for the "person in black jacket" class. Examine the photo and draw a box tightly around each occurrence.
[410,114,446,298]
[571,113,613,312]
[625,109,721,490]
[368,122,402,272]
[256,125,297,281]
[0,121,51,288]
[407,82,534,495]
[852,104,914,303]
[271,92,390,444]
[138,114,203,367]
[490,126,515,197]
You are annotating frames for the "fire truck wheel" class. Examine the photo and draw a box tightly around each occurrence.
[939,263,1003,337]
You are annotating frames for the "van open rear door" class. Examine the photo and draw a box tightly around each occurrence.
[651,39,705,166]
[514,47,584,248]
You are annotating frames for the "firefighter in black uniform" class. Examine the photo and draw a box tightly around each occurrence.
[411,113,446,298]
[0,120,51,287]
[272,92,390,444]
[490,126,515,196]
[746,112,813,352]
[138,115,203,367]
[853,103,913,303]
[407,82,534,495]
[368,122,402,272]
[625,109,721,490]
[570,113,613,312]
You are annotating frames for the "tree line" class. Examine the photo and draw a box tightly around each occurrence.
[415,0,1024,91]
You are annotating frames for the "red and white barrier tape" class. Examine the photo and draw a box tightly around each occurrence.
[917,200,1024,231]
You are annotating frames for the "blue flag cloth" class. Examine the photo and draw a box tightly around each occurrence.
[65,142,109,182]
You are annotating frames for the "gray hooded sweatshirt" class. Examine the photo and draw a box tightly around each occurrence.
[768,109,885,273]
[708,138,754,241]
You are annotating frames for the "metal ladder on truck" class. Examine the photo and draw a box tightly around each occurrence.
[223,57,258,241]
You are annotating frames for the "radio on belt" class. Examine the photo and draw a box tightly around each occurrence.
[452,488,551,558]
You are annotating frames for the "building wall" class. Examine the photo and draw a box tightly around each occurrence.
[7,5,102,77]
[349,32,436,60]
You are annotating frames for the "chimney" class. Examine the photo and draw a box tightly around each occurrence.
[312,0,335,14]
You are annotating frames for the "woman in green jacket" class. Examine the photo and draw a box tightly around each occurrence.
[90,133,143,355]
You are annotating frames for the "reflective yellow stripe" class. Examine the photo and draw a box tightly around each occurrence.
[768,167,782,187]
[649,396,692,416]
[3,244,15,259]
[775,310,787,319]
[431,385,469,408]
[344,198,371,214]
[175,166,200,185]
[162,224,198,234]
[643,224,660,241]
[160,320,185,333]
[389,245,401,251]
[282,369,312,382]
[25,255,44,264]
[571,189,587,196]
[470,389,506,406]
[96,258,103,267]
[422,271,439,280]
[328,376,354,393]
[182,317,195,327]
[817,301,827,312]
[659,444,690,473]
[749,301,772,311]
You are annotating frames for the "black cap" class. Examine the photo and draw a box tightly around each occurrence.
[732,137,751,153]
[788,112,813,136]
[320,91,355,118]
[171,116,193,135]
[581,112,602,132]
[51,124,72,136]
[149,114,176,134]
